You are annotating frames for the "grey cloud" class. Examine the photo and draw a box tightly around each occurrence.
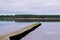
[0,0,60,15]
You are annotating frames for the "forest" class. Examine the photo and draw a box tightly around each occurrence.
[0,14,60,18]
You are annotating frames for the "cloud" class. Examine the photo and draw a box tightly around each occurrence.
[0,0,60,15]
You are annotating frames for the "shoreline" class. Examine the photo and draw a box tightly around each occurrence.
[0,18,60,22]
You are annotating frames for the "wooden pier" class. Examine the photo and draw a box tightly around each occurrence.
[0,22,41,40]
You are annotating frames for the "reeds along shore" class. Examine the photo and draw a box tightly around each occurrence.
[14,18,60,21]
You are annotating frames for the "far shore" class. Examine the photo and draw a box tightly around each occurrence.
[0,18,60,21]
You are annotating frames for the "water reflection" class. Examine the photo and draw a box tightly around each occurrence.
[0,21,60,40]
[0,21,34,35]
[21,22,60,40]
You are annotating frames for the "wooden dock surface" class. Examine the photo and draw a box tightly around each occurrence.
[0,22,41,40]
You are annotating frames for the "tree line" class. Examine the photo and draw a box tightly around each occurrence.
[0,14,60,18]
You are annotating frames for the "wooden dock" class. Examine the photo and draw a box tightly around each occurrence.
[0,22,41,40]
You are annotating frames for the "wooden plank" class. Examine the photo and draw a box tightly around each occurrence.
[0,22,41,40]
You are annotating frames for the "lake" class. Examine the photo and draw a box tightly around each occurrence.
[0,21,60,40]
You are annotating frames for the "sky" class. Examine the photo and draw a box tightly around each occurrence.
[0,0,60,15]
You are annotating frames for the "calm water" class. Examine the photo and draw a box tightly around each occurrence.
[0,21,60,40]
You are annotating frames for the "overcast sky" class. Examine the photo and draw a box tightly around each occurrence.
[0,0,60,15]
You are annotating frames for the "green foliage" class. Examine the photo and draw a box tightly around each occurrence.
[0,14,60,18]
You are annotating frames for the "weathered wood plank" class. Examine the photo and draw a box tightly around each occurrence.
[0,22,41,40]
